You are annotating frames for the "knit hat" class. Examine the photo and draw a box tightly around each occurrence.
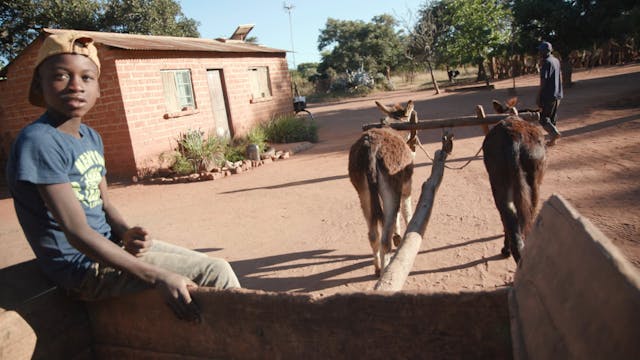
[29,31,101,107]
[538,41,553,53]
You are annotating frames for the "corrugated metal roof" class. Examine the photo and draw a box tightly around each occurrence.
[43,28,285,54]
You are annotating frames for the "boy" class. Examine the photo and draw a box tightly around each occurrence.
[6,31,240,322]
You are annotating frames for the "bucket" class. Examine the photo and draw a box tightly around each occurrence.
[246,144,260,161]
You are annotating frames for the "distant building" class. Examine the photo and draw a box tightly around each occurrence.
[0,27,293,181]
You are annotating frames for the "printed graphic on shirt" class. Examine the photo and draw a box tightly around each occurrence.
[70,150,105,208]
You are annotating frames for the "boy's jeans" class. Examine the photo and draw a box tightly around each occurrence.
[74,240,240,301]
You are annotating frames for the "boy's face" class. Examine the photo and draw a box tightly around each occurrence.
[35,53,100,119]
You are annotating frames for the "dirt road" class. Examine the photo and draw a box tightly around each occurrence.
[1,64,639,296]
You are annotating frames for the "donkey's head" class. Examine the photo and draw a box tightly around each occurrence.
[492,97,520,116]
[375,100,416,123]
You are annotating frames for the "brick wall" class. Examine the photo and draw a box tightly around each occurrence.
[111,50,292,179]
[0,36,293,182]
[0,40,44,183]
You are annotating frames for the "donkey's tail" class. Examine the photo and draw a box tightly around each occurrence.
[364,134,384,226]
[512,150,535,236]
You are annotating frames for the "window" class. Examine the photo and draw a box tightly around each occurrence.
[248,66,272,101]
[161,69,195,113]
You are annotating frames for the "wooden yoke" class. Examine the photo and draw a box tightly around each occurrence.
[362,111,540,132]
[476,105,489,135]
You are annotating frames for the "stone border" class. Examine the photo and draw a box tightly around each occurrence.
[138,142,314,185]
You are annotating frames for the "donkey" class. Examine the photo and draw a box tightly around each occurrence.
[348,101,416,276]
[482,97,547,264]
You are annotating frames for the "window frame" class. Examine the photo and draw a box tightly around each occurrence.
[248,66,272,103]
[160,69,196,115]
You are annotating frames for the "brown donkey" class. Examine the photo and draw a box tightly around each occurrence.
[483,97,547,263]
[348,101,415,276]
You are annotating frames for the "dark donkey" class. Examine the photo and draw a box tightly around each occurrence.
[348,101,416,276]
[483,97,547,263]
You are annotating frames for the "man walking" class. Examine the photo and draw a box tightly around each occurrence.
[537,41,563,146]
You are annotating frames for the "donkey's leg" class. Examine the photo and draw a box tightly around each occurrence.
[354,175,384,276]
[489,181,518,259]
[511,230,525,263]
[496,199,520,262]
[393,194,413,247]
[378,176,401,274]
[357,187,382,276]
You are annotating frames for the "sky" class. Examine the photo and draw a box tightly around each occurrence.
[179,0,426,69]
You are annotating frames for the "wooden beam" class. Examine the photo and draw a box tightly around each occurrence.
[362,111,540,131]
[476,105,489,135]
[374,136,450,292]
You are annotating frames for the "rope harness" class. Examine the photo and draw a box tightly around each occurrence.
[408,127,484,170]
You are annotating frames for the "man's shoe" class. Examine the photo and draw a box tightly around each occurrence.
[546,132,561,146]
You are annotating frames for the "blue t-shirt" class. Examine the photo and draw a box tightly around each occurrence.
[6,113,112,290]
[540,55,563,102]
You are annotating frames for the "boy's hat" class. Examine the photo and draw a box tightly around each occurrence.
[538,41,553,53]
[29,31,101,107]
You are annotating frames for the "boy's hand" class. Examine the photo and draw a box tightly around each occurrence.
[122,226,153,256]
[156,271,201,322]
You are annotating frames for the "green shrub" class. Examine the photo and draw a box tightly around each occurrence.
[171,154,196,175]
[246,126,268,152]
[170,129,226,174]
[262,114,318,143]
[224,141,246,163]
[165,119,316,176]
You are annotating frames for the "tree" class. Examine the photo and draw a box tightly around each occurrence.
[1,0,104,65]
[101,0,198,37]
[404,1,449,94]
[511,0,640,85]
[432,0,512,85]
[0,0,199,64]
[317,14,406,77]
[1,1,41,64]
[296,62,318,79]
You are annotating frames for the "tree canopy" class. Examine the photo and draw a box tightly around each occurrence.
[428,0,512,83]
[511,0,640,57]
[0,0,199,64]
[316,14,407,75]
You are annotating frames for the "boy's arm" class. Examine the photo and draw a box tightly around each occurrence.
[37,182,201,321]
[99,179,152,256]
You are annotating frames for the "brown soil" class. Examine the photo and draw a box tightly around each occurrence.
[1,64,639,296]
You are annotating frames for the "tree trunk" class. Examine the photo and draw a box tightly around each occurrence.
[477,59,491,87]
[561,56,573,88]
[427,61,440,95]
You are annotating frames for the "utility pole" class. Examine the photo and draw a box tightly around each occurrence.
[283,2,296,69]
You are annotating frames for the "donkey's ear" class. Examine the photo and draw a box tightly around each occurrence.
[506,97,518,108]
[492,100,505,114]
[404,100,415,117]
[375,101,394,116]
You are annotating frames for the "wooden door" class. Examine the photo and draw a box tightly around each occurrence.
[206,69,231,138]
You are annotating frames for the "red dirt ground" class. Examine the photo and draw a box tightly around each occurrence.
[1,64,639,297]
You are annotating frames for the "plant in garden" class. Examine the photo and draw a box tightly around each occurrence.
[246,126,268,152]
[262,114,318,144]
[171,129,226,175]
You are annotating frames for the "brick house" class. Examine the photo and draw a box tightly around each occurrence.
[0,28,294,181]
